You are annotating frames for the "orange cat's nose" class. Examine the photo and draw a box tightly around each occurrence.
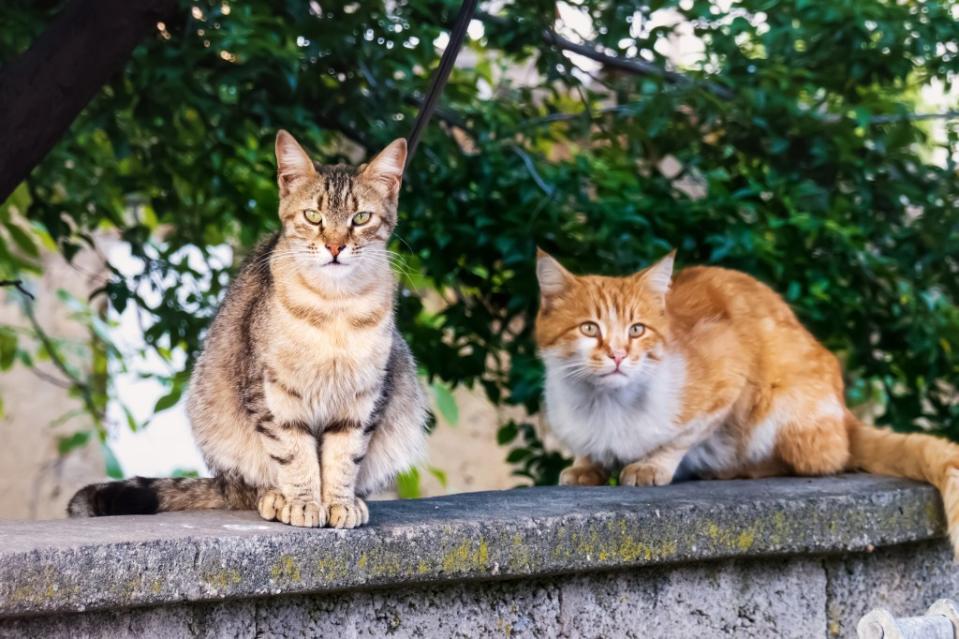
[326,244,346,257]
[608,350,627,366]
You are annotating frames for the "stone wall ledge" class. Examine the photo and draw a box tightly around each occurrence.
[0,474,946,620]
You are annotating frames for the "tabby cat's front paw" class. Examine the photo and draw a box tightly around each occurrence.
[258,490,325,527]
[619,462,673,487]
[326,497,369,529]
[281,499,325,527]
[257,490,286,521]
[559,465,608,486]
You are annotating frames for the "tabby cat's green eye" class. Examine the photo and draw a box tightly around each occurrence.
[352,211,372,226]
[304,209,322,224]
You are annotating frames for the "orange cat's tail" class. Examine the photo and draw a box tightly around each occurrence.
[846,412,959,556]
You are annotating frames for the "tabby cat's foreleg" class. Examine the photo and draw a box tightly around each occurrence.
[254,417,324,526]
[257,376,324,527]
[321,420,373,528]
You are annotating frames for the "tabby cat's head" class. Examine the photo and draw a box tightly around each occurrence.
[274,130,406,281]
[534,250,675,389]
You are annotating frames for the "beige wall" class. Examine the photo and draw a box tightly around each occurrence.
[420,386,525,496]
[0,251,105,520]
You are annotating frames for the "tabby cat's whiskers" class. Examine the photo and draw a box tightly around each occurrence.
[68,131,429,532]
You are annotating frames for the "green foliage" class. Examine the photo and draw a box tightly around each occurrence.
[431,380,459,426]
[101,441,124,479]
[498,420,569,486]
[396,465,450,498]
[1,0,958,484]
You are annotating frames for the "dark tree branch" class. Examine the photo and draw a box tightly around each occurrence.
[29,367,73,390]
[476,11,734,100]
[0,279,34,299]
[543,31,734,100]
[508,145,555,196]
[867,111,959,124]
[0,0,179,203]
[518,102,959,130]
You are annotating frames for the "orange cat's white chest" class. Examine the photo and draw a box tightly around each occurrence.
[543,354,687,467]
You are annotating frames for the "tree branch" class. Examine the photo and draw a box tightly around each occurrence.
[868,111,959,124]
[519,102,959,130]
[19,295,102,423]
[0,0,179,203]
[476,11,734,100]
[0,280,34,300]
[508,145,555,196]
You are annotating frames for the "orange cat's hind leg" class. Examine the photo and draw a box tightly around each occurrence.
[775,417,850,477]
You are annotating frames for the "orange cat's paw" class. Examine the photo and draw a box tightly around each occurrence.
[619,462,673,487]
[559,465,608,486]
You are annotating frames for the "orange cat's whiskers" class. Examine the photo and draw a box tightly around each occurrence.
[534,248,959,557]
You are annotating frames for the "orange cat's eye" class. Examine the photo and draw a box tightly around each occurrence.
[580,322,599,337]
[304,209,322,224]
[629,323,646,338]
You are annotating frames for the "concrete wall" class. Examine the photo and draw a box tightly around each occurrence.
[0,476,954,638]
[2,542,955,638]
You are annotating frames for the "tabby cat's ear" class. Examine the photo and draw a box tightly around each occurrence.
[362,138,407,196]
[638,250,676,297]
[275,130,317,197]
[536,249,574,299]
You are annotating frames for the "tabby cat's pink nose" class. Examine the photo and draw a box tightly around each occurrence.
[326,244,346,257]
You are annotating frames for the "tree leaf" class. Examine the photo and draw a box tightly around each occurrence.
[427,465,448,488]
[101,442,123,479]
[431,381,459,426]
[57,430,91,455]
[497,422,518,445]
[395,468,421,499]
[0,328,16,371]
[153,386,183,413]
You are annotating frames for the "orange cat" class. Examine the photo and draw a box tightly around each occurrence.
[535,249,959,554]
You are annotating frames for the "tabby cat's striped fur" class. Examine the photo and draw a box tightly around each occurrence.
[68,131,428,528]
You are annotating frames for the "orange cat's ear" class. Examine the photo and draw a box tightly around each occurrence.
[275,130,317,197]
[362,138,407,196]
[536,249,574,299]
[638,250,676,297]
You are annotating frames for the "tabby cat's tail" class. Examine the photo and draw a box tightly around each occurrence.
[67,475,257,517]
[845,412,959,556]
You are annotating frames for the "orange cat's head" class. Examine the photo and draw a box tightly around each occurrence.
[534,250,675,389]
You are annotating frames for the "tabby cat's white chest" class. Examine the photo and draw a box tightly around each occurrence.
[543,355,686,467]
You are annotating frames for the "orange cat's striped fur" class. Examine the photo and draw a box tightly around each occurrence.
[535,250,959,554]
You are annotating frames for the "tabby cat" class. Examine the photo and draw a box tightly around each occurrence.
[535,249,959,553]
[68,131,428,528]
